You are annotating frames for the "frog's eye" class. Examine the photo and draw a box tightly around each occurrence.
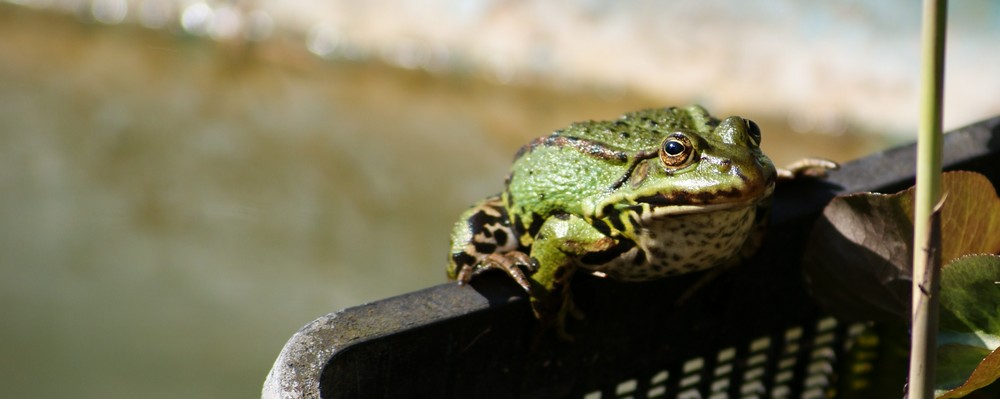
[659,133,696,169]
[744,119,762,146]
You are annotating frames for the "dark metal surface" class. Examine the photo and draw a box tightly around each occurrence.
[262,116,1000,399]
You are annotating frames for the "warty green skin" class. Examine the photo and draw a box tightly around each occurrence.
[448,105,777,331]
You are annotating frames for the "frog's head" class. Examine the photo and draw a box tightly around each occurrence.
[592,106,777,218]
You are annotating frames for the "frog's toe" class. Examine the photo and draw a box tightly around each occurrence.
[554,322,576,342]
[455,265,475,285]
[554,305,582,341]
[538,306,576,342]
[563,294,585,321]
[464,252,536,294]
[777,158,839,181]
[530,292,583,341]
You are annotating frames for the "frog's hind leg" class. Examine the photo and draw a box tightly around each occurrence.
[448,195,533,292]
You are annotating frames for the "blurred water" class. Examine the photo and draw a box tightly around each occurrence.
[0,2,983,398]
[0,10,520,398]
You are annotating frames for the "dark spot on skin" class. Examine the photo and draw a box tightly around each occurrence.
[452,252,476,269]
[672,254,683,262]
[527,215,545,238]
[608,214,627,232]
[468,202,508,230]
[628,213,640,229]
[581,239,636,266]
[632,250,647,266]
[494,229,508,246]
[554,213,571,221]
[600,203,615,217]
[515,135,630,163]
[608,150,659,191]
[473,242,497,254]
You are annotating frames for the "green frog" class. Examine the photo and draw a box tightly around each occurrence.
[448,105,799,335]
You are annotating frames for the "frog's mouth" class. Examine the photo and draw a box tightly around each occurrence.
[633,182,774,217]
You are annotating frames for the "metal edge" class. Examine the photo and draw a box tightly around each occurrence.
[262,275,523,398]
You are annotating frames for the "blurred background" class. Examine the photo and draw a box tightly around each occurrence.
[1,0,998,397]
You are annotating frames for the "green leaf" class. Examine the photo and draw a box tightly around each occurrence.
[940,254,1000,334]
[936,345,1000,398]
[935,254,1000,398]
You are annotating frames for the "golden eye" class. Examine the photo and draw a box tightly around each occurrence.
[659,133,695,169]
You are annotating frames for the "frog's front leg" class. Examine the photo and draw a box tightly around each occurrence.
[528,214,632,338]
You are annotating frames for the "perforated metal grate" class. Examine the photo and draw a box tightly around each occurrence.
[581,317,873,399]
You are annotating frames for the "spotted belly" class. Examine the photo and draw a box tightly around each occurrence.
[585,205,758,281]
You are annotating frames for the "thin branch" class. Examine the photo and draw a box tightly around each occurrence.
[908,0,947,398]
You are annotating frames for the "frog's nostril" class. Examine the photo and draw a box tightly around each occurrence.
[717,159,733,173]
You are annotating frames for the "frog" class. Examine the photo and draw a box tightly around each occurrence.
[447,105,814,336]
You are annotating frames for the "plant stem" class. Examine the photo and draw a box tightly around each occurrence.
[908,0,947,398]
